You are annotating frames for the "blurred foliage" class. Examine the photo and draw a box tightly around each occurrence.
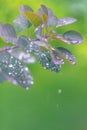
[0,0,87,130]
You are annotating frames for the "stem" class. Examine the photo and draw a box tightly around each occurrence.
[0,45,20,52]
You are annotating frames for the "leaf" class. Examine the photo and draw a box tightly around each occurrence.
[0,24,16,43]
[51,30,83,45]
[37,6,58,26]
[36,50,61,72]
[56,17,77,27]
[35,25,43,38]
[9,49,35,64]
[57,47,76,65]
[40,5,48,22]
[0,71,6,82]
[23,11,43,27]
[20,4,33,14]
[47,8,58,26]
[17,36,40,53]
[0,24,17,43]
[0,51,34,88]
[52,49,64,65]
[63,30,83,44]
[14,15,32,32]
[17,35,30,48]
[41,4,48,16]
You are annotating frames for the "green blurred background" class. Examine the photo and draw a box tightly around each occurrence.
[0,0,87,130]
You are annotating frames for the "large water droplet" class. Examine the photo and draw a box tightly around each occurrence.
[63,30,83,44]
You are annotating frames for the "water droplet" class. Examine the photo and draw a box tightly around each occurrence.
[9,64,13,68]
[58,89,62,94]
[25,67,28,71]
[8,72,12,75]
[26,87,29,90]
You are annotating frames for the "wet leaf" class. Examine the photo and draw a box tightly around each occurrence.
[9,49,35,64]
[0,24,17,43]
[56,17,77,27]
[0,51,33,88]
[57,47,76,65]
[0,71,6,82]
[17,36,40,54]
[63,30,83,44]
[23,11,43,27]
[14,15,32,32]
[52,49,64,65]
[36,50,61,72]
[51,30,83,45]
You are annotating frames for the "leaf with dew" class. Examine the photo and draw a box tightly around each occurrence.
[63,30,83,44]
[9,49,35,64]
[0,51,34,88]
[36,49,61,72]
[56,17,77,27]
[0,71,6,82]
[17,35,40,54]
[51,30,83,45]
[56,47,76,65]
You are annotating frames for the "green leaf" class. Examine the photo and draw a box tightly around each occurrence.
[23,11,43,27]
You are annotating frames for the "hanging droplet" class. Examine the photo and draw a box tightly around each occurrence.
[57,47,76,65]
[63,30,83,44]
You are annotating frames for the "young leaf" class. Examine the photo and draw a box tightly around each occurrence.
[0,51,34,88]
[0,24,17,43]
[63,30,83,44]
[40,4,48,22]
[47,8,58,26]
[14,15,32,32]
[20,4,33,14]
[56,17,77,27]
[23,11,43,27]
[37,6,58,26]
[57,47,76,65]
